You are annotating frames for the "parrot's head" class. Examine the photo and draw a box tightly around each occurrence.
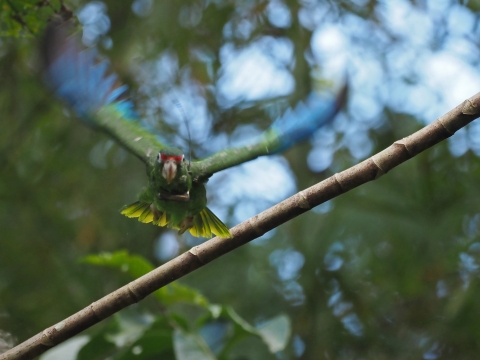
[157,147,185,184]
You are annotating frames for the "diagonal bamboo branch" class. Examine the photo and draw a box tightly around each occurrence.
[2,92,480,360]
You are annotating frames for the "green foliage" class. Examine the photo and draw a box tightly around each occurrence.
[0,0,63,37]
[40,251,291,359]
[82,250,210,306]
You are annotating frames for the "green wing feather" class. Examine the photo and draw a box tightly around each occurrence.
[95,106,167,167]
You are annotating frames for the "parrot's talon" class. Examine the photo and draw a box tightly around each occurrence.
[158,191,190,202]
[177,217,194,235]
[150,204,161,221]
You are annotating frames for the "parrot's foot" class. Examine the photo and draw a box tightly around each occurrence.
[177,217,194,235]
[150,204,161,222]
[158,191,190,202]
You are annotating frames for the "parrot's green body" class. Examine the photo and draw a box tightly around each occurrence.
[95,106,229,237]
[42,21,347,238]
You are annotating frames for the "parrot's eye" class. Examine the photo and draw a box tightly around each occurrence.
[157,153,161,163]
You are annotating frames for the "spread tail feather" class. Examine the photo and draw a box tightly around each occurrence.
[120,202,231,239]
[120,202,169,227]
[189,208,232,239]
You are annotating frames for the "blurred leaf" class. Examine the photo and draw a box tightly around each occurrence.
[76,332,116,360]
[198,305,291,356]
[220,308,291,354]
[173,328,217,360]
[223,306,257,335]
[466,0,480,12]
[170,312,191,332]
[157,282,210,308]
[82,251,154,278]
[0,0,63,37]
[39,336,90,360]
[75,311,174,360]
[82,250,210,307]
[257,314,291,353]
[105,309,154,348]
[115,317,174,359]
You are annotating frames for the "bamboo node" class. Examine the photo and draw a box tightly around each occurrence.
[370,156,386,178]
[189,246,199,257]
[126,285,141,303]
[297,191,311,209]
[40,330,55,347]
[54,321,65,331]
[247,217,265,237]
[394,139,413,156]
[333,173,346,192]
[89,303,102,320]
[462,99,478,115]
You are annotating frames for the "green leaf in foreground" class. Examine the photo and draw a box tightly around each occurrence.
[82,250,210,307]
[82,251,291,356]
[173,328,217,360]
[200,306,292,355]
[257,314,291,353]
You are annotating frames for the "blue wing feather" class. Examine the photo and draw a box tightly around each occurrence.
[42,21,169,164]
[43,30,139,125]
[190,85,347,179]
[267,88,347,153]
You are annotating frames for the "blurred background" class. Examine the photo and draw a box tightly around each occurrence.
[3,0,480,358]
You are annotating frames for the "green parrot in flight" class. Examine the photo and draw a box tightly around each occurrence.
[42,20,347,239]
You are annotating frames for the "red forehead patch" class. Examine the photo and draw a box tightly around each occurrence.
[160,154,183,163]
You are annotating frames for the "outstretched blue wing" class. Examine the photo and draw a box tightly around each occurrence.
[42,20,165,165]
[266,86,347,153]
[43,22,138,123]
[190,84,347,179]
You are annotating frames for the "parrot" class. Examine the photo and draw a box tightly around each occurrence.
[42,20,347,239]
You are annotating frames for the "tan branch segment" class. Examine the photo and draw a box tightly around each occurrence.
[3,92,480,360]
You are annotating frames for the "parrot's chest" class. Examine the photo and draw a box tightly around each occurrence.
[152,182,207,219]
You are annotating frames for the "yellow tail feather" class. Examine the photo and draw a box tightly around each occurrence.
[138,206,154,223]
[120,201,149,218]
[121,201,163,225]
[121,202,231,239]
[154,211,169,227]
[189,208,231,239]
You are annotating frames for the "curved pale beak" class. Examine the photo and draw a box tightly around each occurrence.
[162,160,177,184]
